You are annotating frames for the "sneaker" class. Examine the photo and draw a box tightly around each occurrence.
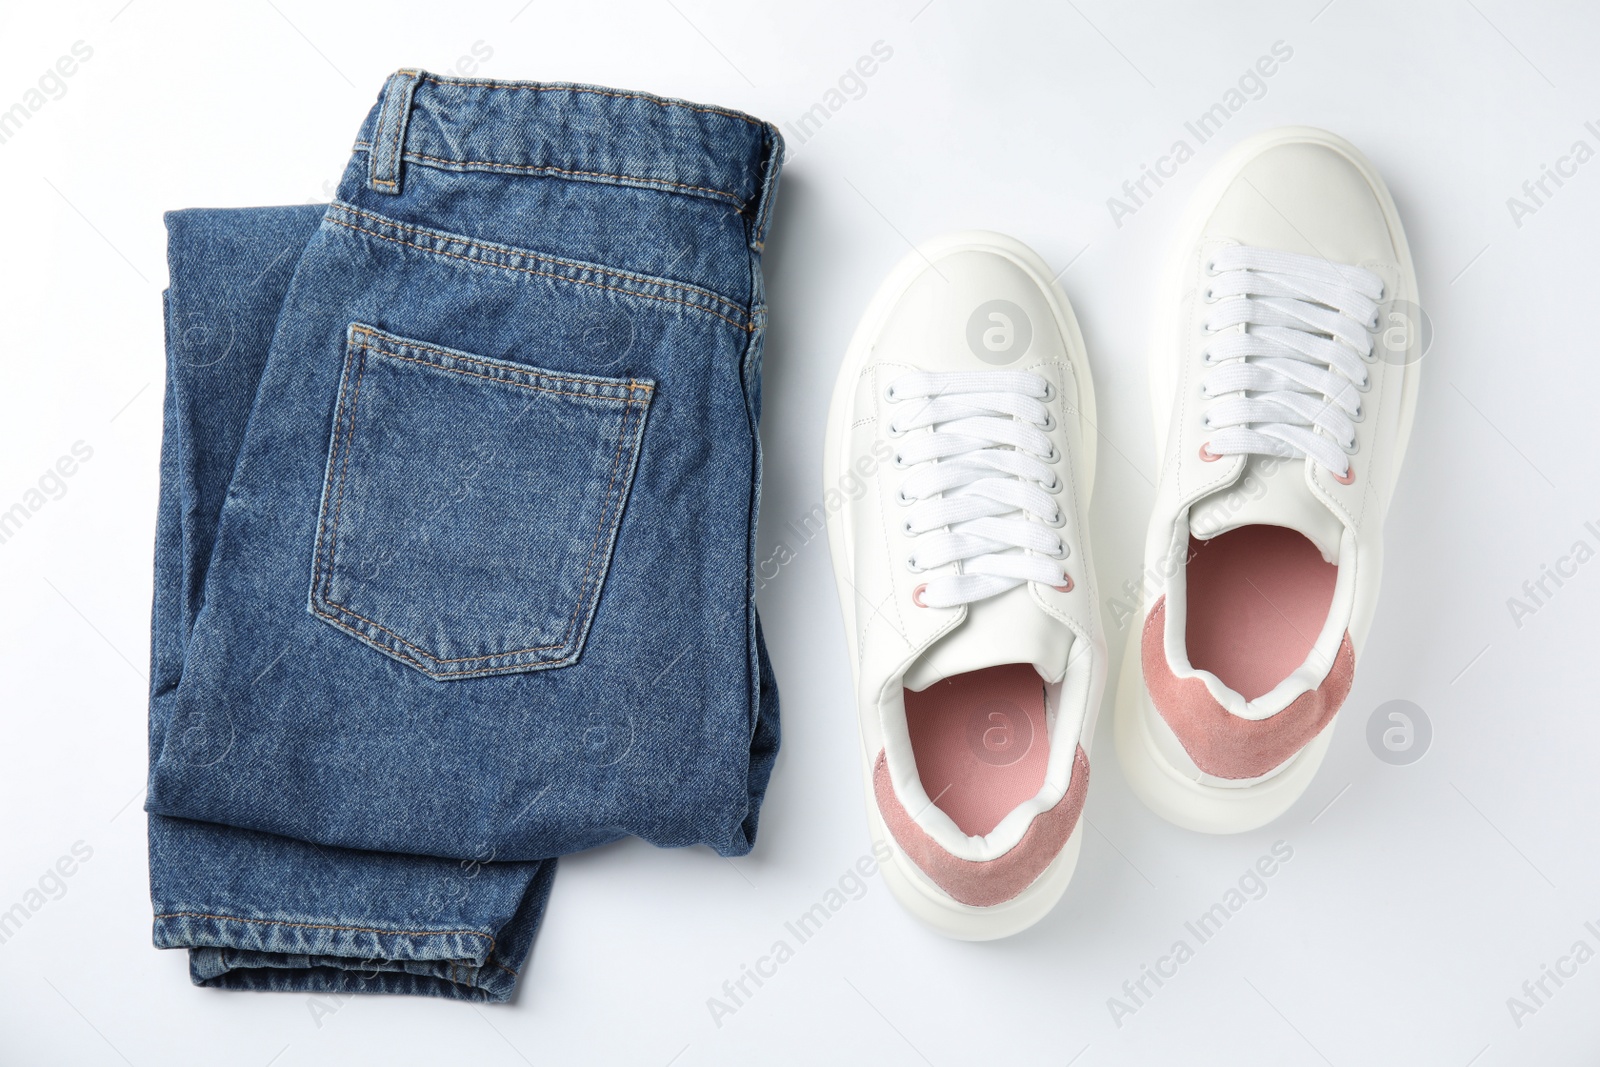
[824,232,1105,938]
[1114,128,1421,833]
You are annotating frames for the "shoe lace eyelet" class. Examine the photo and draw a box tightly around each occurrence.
[1040,381,1056,402]
[1052,573,1074,593]
[1333,463,1356,486]
[884,384,898,403]
[886,421,906,438]
[902,518,916,535]
[1043,475,1061,493]
[906,556,923,573]
[892,452,908,469]
[1038,412,1056,432]
[1199,442,1222,462]
[896,488,913,506]
[1046,509,1067,529]
[911,583,930,608]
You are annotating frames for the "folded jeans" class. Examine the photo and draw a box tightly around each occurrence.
[147,70,783,1000]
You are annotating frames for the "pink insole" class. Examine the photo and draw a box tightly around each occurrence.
[904,663,1049,837]
[1184,526,1338,701]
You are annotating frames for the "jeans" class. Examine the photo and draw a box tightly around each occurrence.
[147,70,784,1000]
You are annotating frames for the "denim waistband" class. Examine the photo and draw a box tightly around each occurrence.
[353,70,784,249]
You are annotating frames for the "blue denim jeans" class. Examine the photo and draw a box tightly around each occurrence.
[147,71,783,999]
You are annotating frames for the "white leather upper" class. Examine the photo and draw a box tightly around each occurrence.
[828,235,1106,859]
[1146,132,1419,668]
[1127,129,1421,790]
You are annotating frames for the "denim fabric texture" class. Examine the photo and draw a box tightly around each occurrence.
[147,70,784,1000]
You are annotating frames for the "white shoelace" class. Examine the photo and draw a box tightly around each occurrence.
[1200,245,1384,479]
[886,370,1068,608]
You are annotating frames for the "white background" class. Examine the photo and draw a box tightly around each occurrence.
[1,1,1597,1063]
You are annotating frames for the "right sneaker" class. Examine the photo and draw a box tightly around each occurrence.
[824,232,1105,939]
[1114,128,1422,833]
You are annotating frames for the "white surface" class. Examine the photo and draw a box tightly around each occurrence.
[1,1,1596,1064]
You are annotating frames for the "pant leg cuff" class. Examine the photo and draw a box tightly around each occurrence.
[154,911,520,1002]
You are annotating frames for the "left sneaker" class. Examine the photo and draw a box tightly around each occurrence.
[1114,128,1422,833]
[824,231,1105,939]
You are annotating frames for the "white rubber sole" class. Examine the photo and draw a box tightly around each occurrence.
[1115,127,1420,834]
[823,231,1097,938]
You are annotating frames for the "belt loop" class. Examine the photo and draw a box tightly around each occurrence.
[368,69,422,196]
[747,124,785,253]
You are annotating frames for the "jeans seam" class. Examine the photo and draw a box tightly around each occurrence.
[396,150,746,207]
[158,911,522,978]
[347,326,657,397]
[324,204,753,333]
[356,344,652,402]
[332,201,750,318]
[749,124,783,251]
[154,911,506,962]
[315,334,371,611]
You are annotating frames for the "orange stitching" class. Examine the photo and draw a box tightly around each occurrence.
[320,599,565,659]
[319,341,370,604]
[349,326,655,393]
[397,150,744,206]
[385,76,406,187]
[558,394,639,651]
[312,344,355,598]
[416,75,762,127]
[356,344,651,402]
[311,342,363,602]
[310,603,564,678]
[334,204,747,317]
[154,911,495,953]
[325,216,753,333]
[370,80,399,187]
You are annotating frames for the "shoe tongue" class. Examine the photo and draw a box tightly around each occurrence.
[902,586,1070,691]
[1189,456,1345,562]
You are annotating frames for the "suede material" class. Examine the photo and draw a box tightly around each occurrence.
[1141,596,1355,779]
[873,746,1089,908]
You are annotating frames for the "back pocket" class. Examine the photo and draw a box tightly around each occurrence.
[309,323,654,679]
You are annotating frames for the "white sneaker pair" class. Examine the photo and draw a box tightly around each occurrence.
[824,127,1421,938]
